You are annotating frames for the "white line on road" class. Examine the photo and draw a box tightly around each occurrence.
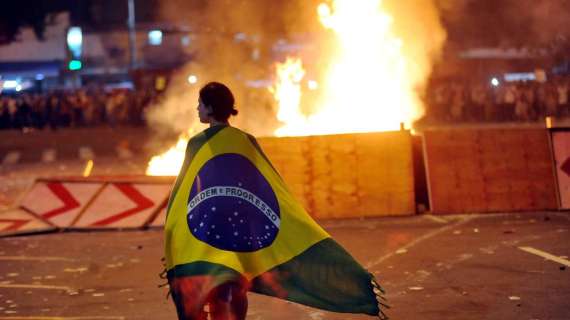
[518,246,570,267]
[366,217,475,269]
[0,256,76,262]
[423,214,449,224]
[0,284,72,291]
[78,146,95,160]
[2,151,21,165]
[0,317,125,320]
[41,149,57,163]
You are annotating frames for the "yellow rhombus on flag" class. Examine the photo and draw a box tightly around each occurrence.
[165,125,388,318]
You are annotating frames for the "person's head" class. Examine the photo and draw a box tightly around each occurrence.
[197,82,238,124]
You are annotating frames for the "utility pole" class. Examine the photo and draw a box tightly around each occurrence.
[127,0,137,69]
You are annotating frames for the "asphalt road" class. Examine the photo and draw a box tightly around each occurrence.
[0,212,568,320]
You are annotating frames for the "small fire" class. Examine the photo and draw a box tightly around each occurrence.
[145,136,188,176]
[272,0,423,136]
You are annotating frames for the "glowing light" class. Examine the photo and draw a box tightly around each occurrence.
[271,0,424,136]
[187,75,198,85]
[146,137,188,176]
[491,77,500,87]
[3,80,18,89]
[67,27,83,58]
[307,80,319,90]
[68,60,82,71]
[83,160,94,177]
[504,72,535,82]
[148,30,163,46]
[181,35,191,46]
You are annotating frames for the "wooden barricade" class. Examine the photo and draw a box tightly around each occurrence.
[256,136,311,210]
[259,131,415,218]
[423,128,558,214]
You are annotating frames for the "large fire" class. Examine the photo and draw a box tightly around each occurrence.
[146,0,429,176]
[273,0,422,136]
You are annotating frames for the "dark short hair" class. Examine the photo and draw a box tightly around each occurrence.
[199,82,238,122]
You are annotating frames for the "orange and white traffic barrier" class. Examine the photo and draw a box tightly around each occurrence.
[72,180,171,229]
[0,208,56,237]
[149,201,168,227]
[19,180,103,228]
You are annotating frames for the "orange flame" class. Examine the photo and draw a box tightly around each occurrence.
[145,136,188,176]
[272,0,423,136]
[269,58,310,136]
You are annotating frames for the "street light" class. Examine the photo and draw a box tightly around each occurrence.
[66,27,83,58]
[187,75,198,85]
[148,30,163,46]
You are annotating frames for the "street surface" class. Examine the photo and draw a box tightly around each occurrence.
[0,128,569,319]
[0,212,569,320]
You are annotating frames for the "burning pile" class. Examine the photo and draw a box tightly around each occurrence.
[274,0,423,136]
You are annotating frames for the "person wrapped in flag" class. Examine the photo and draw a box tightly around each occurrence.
[165,82,388,319]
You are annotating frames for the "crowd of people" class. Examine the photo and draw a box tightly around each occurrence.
[1,75,570,131]
[424,76,569,123]
[0,88,156,131]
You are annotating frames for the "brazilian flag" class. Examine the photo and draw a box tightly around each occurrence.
[165,125,388,318]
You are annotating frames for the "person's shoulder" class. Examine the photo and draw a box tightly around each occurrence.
[228,126,256,139]
[188,128,210,144]
[189,125,230,143]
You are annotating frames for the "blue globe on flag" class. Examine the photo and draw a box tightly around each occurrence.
[187,153,280,252]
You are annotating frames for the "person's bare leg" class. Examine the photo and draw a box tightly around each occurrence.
[169,277,209,320]
[209,282,248,320]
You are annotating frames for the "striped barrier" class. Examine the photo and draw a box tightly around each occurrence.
[72,182,170,229]
[0,176,175,237]
[149,204,168,228]
[20,180,103,227]
[0,208,56,237]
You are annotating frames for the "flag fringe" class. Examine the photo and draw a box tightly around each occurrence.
[159,258,172,300]
[371,276,389,320]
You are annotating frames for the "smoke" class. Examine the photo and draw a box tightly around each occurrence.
[383,0,447,102]
[145,0,282,141]
[433,0,570,49]
[502,0,570,47]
